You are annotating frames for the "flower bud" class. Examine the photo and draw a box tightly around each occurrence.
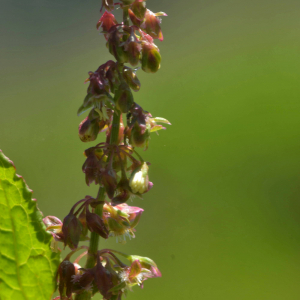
[141,10,166,41]
[130,0,146,20]
[62,212,82,250]
[126,39,141,67]
[108,27,129,63]
[129,122,150,149]
[82,147,101,186]
[78,117,100,142]
[78,208,89,241]
[122,28,142,67]
[94,256,114,299]
[115,82,134,113]
[97,11,117,32]
[106,63,120,93]
[141,43,161,73]
[123,67,141,92]
[112,177,132,205]
[86,207,109,239]
[58,260,76,299]
[129,162,151,194]
[128,8,143,27]
[101,167,118,199]
[72,269,95,293]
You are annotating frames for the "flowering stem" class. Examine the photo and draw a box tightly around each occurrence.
[75,87,122,300]
[88,108,121,261]
[70,1,167,298]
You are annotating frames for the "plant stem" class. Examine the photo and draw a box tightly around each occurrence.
[110,109,121,145]
[123,7,129,26]
[85,188,105,269]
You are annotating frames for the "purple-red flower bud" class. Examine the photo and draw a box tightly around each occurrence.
[62,212,82,250]
[86,207,109,239]
[58,260,76,299]
[82,148,101,186]
[112,177,132,205]
[121,27,142,67]
[78,207,89,241]
[71,269,95,293]
[100,166,118,199]
[97,11,117,33]
[108,26,129,63]
[94,256,114,299]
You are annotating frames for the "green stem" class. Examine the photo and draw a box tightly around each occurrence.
[85,188,105,269]
[123,6,130,26]
[110,109,121,145]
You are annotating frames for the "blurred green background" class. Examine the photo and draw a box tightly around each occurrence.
[1,0,300,299]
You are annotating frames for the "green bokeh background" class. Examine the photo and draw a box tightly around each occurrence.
[1,0,300,299]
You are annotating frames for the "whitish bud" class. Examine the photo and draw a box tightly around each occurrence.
[129,162,150,194]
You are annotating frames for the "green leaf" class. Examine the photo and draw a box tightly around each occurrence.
[0,150,61,300]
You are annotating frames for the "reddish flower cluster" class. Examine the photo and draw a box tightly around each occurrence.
[57,251,161,300]
[45,1,169,299]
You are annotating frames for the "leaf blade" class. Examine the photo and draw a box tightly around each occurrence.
[0,150,60,300]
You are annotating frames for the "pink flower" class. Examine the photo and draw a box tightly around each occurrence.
[119,258,161,290]
[103,203,144,243]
